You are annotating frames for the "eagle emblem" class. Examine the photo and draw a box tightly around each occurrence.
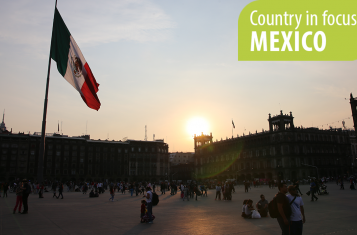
[71,56,83,78]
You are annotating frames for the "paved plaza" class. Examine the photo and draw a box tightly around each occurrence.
[0,183,356,235]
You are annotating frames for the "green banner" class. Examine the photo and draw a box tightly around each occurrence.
[238,0,357,61]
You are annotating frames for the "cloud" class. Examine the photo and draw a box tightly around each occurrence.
[0,0,175,48]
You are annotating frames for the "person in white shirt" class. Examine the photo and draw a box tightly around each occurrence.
[244,199,254,218]
[287,185,306,235]
[241,199,248,217]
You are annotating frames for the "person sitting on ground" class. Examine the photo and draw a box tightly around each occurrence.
[244,199,254,218]
[75,185,80,192]
[256,194,269,217]
[241,199,248,217]
[89,189,98,198]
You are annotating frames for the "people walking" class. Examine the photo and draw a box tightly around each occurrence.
[52,182,57,198]
[57,183,64,199]
[310,179,318,202]
[13,182,24,214]
[109,186,115,201]
[21,179,31,214]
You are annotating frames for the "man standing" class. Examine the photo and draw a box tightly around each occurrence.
[244,181,249,193]
[215,184,221,200]
[310,179,318,202]
[287,185,306,235]
[22,179,31,214]
[144,187,153,224]
[276,183,290,235]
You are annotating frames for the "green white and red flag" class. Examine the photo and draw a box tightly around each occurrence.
[50,8,101,111]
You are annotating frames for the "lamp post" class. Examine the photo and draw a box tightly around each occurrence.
[302,163,319,179]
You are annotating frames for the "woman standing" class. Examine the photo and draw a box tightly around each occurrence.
[13,182,24,213]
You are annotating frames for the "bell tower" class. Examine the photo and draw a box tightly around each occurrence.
[268,110,294,132]
[194,132,213,153]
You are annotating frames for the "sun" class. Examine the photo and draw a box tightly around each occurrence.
[186,117,209,136]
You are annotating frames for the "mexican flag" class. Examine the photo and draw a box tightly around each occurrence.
[50,8,101,111]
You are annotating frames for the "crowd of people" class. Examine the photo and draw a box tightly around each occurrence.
[1,175,356,232]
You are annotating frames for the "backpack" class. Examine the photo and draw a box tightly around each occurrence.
[268,197,279,218]
[268,194,295,218]
[152,192,159,206]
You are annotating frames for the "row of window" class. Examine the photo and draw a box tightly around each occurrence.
[1,142,168,154]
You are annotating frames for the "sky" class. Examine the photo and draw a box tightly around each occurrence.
[0,0,355,153]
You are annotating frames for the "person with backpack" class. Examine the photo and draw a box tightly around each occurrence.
[287,185,305,235]
[275,183,290,235]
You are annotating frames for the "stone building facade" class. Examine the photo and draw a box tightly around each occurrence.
[0,132,169,182]
[169,152,194,165]
[193,111,352,181]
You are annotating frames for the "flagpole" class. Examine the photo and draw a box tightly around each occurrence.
[37,0,58,184]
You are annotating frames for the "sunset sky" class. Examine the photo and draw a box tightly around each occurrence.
[0,0,355,152]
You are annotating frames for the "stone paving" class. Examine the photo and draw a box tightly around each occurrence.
[0,183,356,235]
